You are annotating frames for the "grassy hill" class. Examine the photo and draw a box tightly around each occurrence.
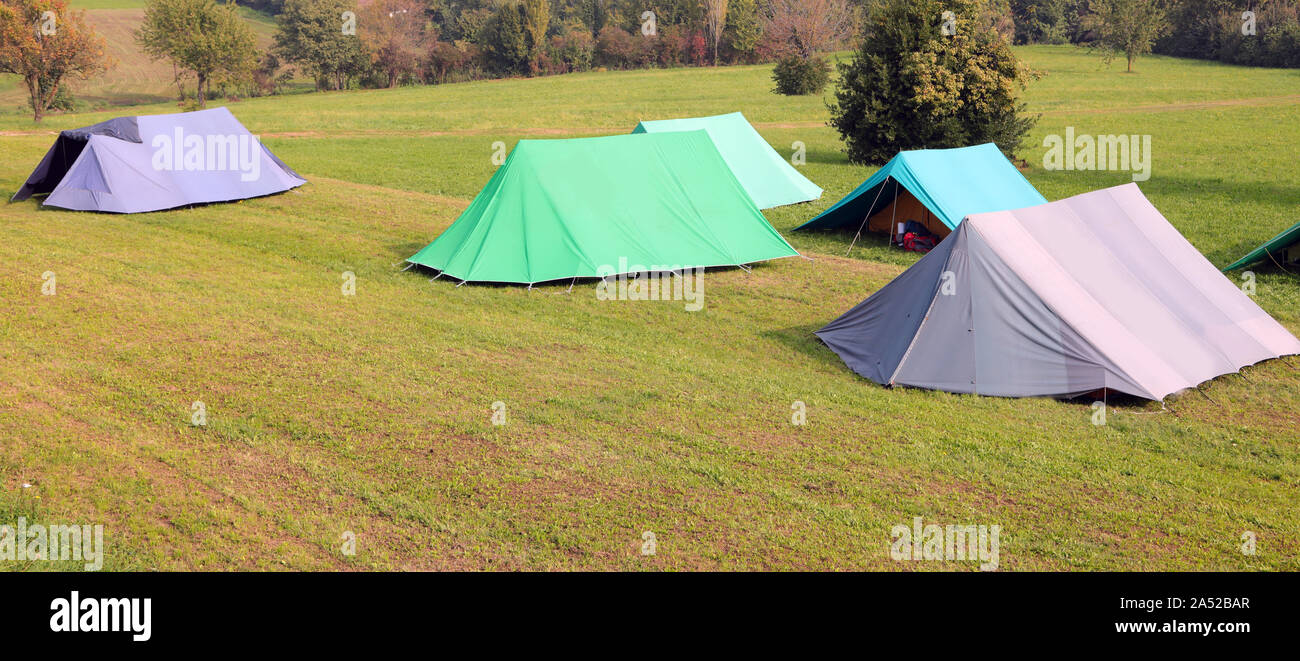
[0,46,1298,570]
[0,1,282,112]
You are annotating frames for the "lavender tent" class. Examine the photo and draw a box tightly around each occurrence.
[12,107,305,213]
[817,183,1300,400]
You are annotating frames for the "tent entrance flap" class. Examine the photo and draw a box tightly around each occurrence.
[12,135,89,201]
[794,143,1048,237]
[13,116,142,202]
[866,188,950,240]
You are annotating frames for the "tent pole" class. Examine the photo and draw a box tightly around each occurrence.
[429,272,443,283]
[401,263,415,272]
[846,177,890,258]
[888,179,899,247]
[567,276,577,294]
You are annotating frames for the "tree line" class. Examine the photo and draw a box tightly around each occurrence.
[1008,0,1300,69]
[3,0,1295,126]
[172,0,860,99]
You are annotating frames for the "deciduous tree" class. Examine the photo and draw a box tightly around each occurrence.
[1084,0,1167,72]
[136,0,257,106]
[703,0,726,65]
[0,0,111,122]
[358,0,430,88]
[521,0,549,64]
[275,0,369,90]
[762,0,855,60]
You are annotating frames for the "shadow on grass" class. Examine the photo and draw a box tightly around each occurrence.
[403,262,762,290]
[760,323,842,367]
[387,241,426,261]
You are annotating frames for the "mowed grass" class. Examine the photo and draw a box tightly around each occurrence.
[0,46,1298,570]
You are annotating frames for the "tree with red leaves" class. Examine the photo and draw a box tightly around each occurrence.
[0,0,112,122]
[762,0,856,60]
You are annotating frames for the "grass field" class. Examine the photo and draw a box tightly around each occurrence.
[0,3,282,112]
[1,46,1298,571]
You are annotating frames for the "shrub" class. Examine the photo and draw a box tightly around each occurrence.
[550,25,595,73]
[425,41,480,84]
[595,25,651,69]
[685,30,709,66]
[1264,20,1300,67]
[772,55,830,95]
[652,25,688,67]
[1215,5,1300,68]
[32,85,81,114]
[250,53,293,97]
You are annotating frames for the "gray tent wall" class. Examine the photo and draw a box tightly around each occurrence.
[817,183,1300,400]
[817,222,1141,397]
[815,231,958,384]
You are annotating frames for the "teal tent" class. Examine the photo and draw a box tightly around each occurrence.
[407,131,799,284]
[794,143,1046,240]
[1224,220,1300,270]
[632,112,822,209]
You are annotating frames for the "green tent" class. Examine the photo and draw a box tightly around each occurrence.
[632,112,822,209]
[407,131,800,284]
[1224,219,1300,271]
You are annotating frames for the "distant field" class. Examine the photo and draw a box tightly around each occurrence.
[0,46,1297,570]
[69,0,145,8]
[0,4,282,112]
